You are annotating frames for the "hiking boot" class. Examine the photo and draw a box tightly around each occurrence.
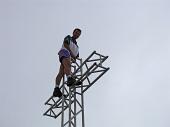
[67,76,76,86]
[53,87,62,98]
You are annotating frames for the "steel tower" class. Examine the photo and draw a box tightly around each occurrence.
[44,51,109,127]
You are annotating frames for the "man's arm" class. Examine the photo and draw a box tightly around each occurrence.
[63,36,76,59]
[76,53,79,59]
[63,42,75,58]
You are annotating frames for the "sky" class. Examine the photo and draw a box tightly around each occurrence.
[0,0,170,127]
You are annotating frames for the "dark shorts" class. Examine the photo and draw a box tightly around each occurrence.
[58,49,70,63]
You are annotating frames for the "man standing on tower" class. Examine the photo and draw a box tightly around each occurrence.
[53,28,82,98]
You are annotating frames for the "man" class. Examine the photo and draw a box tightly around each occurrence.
[53,28,82,98]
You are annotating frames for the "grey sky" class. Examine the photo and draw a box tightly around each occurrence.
[0,0,170,127]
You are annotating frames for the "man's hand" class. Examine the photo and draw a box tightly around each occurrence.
[71,57,76,63]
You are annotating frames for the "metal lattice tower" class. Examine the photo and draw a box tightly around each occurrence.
[44,51,110,127]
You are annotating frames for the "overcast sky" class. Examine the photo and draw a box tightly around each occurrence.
[0,0,170,127]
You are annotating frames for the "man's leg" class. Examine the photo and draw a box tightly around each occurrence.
[55,64,64,87]
[53,64,64,97]
[62,58,76,86]
[62,57,71,76]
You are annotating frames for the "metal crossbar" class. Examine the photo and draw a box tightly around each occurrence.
[44,51,109,127]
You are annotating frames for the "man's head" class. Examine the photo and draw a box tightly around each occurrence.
[72,28,81,39]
